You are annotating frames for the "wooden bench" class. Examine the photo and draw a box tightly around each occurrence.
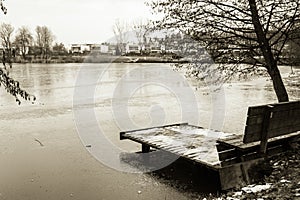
[119,101,300,190]
[217,101,300,189]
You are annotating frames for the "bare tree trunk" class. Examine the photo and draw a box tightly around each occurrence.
[267,66,289,102]
[248,0,289,102]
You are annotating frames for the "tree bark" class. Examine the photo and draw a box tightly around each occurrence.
[267,66,289,102]
[248,0,289,102]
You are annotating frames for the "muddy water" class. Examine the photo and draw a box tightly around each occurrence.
[0,63,298,200]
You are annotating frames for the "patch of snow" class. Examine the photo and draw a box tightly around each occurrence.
[280,179,291,183]
[226,197,240,200]
[242,183,271,193]
[232,191,243,197]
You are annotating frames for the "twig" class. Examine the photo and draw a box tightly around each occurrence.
[34,138,44,147]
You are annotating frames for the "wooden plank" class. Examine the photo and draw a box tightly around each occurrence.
[187,153,202,159]
[244,124,263,135]
[247,105,268,116]
[185,151,204,158]
[165,146,185,152]
[218,148,238,161]
[182,124,204,129]
[220,157,241,166]
[218,131,299,155]
[216,143,232,152]
[291,109,300,117]
[221,151,261,167]
[268,118,299,130]
[244,115,300,143]
[217,135,244,150]
[268,118,294,130]
[221,144,286,167]
[268,111,300,129]
[243,124,262,143]
[268,124,300,138]
[271,110,295,119]
[269,101,300,112]
[246,115,264,125]
[170,147,187,154]
[236,131,300,151]
[227,139,247,146]
[119,122,188,140]
[217,132,300,152]
[270,110,300,121]
[266,145,286,157]
[218,135,243,144]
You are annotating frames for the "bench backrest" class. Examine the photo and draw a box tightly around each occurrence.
[243,101,300,144]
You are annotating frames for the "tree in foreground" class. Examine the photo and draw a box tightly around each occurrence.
[0,1,35,104]
[150,0,300,102]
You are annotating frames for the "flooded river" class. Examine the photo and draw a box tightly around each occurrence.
[0,63,298,200]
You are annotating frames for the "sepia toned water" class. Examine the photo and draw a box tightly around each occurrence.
[0,63,298,200]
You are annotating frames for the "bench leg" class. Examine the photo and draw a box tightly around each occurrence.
[142,144,150,153]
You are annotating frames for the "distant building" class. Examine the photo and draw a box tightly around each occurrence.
[108,44,118,55]
[70,44,82,54]
[89,44,100,52]
[70,44,91,54]
[100,44,109,54]
[126,44,140,54]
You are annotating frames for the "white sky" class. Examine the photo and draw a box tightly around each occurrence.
[1,0,154,45]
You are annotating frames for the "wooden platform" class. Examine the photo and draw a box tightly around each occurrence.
[120,123,234,170]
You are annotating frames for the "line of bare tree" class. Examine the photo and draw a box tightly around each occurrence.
[0,23,57,61]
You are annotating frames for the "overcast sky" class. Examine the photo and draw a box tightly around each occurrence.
[1,0,154,44]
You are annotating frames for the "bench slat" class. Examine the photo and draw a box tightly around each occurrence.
[268,124,300,138]
[218,131,300,152]
[220,144,286,167]
[218,148,238,161]
[269,118,294,129]
[269,101,300,112]
[247,105,268,116]
[269,110,300,128]
[244,124,263,143]
[246,115,264,125]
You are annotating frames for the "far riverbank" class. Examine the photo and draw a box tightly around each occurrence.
[13,55,186,64]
